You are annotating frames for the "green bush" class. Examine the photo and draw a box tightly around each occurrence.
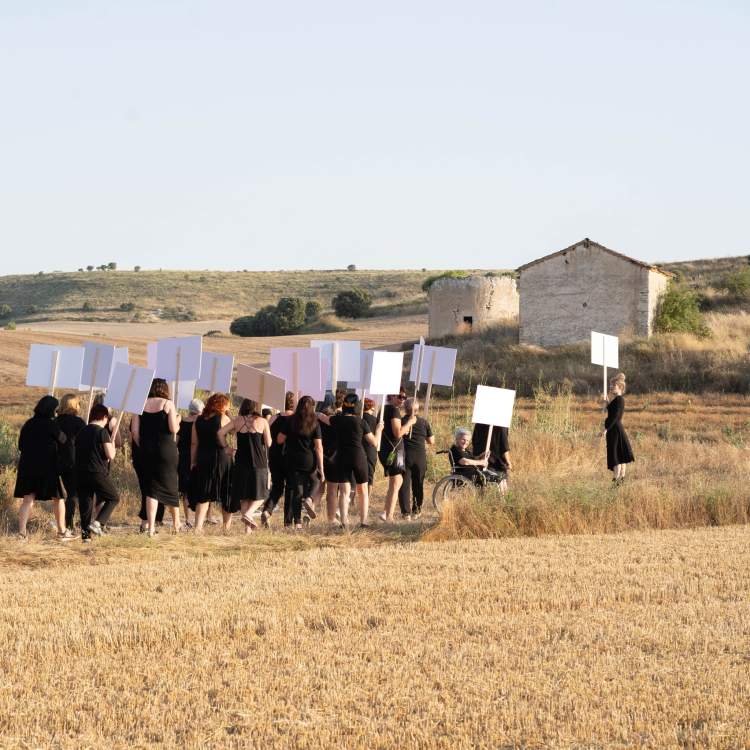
[82,301,94,311]
[421,270,469,292]
[119,302,135,312]
[275,297,306,333]
[332,288,372,318]
[4,321,16,330]
[0,304,11,318]
[0,419,18,470]
[230,297,307,337]
[654,285,710,337]
[714,268,750,298]
[304,300,322,323]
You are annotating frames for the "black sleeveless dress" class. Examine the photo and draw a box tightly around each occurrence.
[189,415,231,508]
[228,425,269,511]
[139,410,180,507]
[605,395,635,470]
[176,419,194,494]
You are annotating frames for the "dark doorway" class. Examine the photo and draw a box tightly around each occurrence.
[463,316,473,328]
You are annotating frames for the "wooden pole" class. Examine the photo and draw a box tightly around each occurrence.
[174,348,182,409]
[48,350,60,397]
[356,388,365,418]
[413,342,425,399]
[85,347,101,423]
[111,369,137,438]
[258,373,266,409]
[602,338,607,401]
[377,393,386,450]
[484,424,494,457]
[423,353,436,420]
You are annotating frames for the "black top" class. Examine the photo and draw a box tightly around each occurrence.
[403,417,432,457]
[605,395,635,469]
[382,404,401,447]
[330,414,371,452]
[282,423,322,473]
[450,445,477,476]
[269,415,288,465]
[362,413,379,464]
[471,423,510,471]
[236,418,269,469]
[320,420,338,458]
[56,413,87,471]
[604,396,624,431]
[75,424,112,475]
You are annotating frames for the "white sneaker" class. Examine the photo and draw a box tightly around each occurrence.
[88,521,103,536]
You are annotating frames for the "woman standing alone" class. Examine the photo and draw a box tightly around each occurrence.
[602,373,634,484]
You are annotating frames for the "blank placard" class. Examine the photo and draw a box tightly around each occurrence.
[155,336,203,381]
[197,352,234,393]
[236,364,287,412]
[348,349,375,390]
[408,344,457,387]
[81,342,116,389]
[104,364,155,415]
[367,351,404,396]
[175,380,197,410]
[26,345,85,390]
[471,385,516,428]
[591,331,619,368]
[270,348,323,400]
[311,340,361,387]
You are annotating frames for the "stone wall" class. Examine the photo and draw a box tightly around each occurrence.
[428,276,519,338]
[518,243,668,347]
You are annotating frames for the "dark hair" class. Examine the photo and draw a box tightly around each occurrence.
[334,388,347,410]
[342,393,358,413]
[33,395,59,419]
[261,408,272,419]
[239,398,260,417]
[290,395,318,436]
[148,378,170,399]
[89,404,110,423]
[284,391,296,411]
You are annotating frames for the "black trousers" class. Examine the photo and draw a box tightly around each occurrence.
[284,470,320,526]
[398,453,427,514]
[60,468,78,529]
[78,472,120,538]
[263,463,286,516]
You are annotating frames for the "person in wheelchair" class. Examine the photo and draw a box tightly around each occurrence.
[471,422,511,494]
[449,428,493,485]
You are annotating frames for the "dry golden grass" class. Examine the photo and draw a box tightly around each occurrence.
[0,527,749,748]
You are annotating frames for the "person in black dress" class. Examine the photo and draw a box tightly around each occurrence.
[602,373,634,483]
[55,393,87,533]
[318,393,382,528]
[218,399,271,533]
[177,399,203,528]
[131,418,163,532]
[319,404,338,524]
[398,398,435,519]
[75,404,119,541]
[362,398,379,491]
[277,396,324,529]
[261,392,295,527]
[14,395,71,541]
[377,389,417,523]
[471,422,511,495]
[189,393,232,533]
[131,378,181,536]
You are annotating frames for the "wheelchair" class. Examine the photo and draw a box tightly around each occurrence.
[431,450,506,513]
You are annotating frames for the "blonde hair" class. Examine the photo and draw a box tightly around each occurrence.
[609,372,627,396]
[58,393,81,416]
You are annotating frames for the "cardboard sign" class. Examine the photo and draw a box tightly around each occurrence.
[367,351,404,396]
[346,349,374,389]
[409,344,456,388]
[155,335,203,382]
[310,340,361,388]
[471,385,516,429]
[81,342,116,389]
[270,347,323,401]
[175,381,197,410]
[26,345,85,391]
[104,364,155,415]
[197,352,234,393]
[591,331,619,369]
[236,364,287,412]
[146,342,157,370]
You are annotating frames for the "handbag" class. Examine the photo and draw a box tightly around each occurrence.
[384,437,405,472]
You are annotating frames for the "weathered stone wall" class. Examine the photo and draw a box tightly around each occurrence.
[428,276,519,338]
[518,243,668,346]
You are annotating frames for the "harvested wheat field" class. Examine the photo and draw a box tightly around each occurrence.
[1,527,749,748]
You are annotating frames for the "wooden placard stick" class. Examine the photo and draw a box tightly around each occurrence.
[85,348,101,423]
[210,357,218,393]
[356,388,365,419]
[292,352,300,401]
[258,373,266,409]
[48,349,60,397]
[111,369,137,438]
[423,353,436,420]
[602,337,607,402]
[377,393,386,450]
[413,342,425,399]
[484,424,494,462]
[174,347,182,410]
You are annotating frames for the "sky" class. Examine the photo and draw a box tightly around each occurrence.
[0,0,748,274]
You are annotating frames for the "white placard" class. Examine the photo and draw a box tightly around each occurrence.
[409,344,456,387]
[311,340,361,387]
[175,380,197,410]
[236,365,287,412]
[197,352,234,393]
[348,349,375,390]
[367,351,404,396]
[270,347,323,400]
[155,336,203,381]
[471,385,516,428]
[26,345,85,390]
[81,342,116,389]
[591,331,619,368]
[104,364,155,415]
[146,342,157,369]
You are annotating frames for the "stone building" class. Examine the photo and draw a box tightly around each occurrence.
[517,238,672,347]
[428,275,519,338]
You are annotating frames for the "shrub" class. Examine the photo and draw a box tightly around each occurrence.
[229,315,257,337]
[26,305,37,315]
[332,288,372,318]
[0,419,18,469]
[82,301,94,312]
[86,265,94,272]
[304,300,322,323]
[714,268,750,299]
[134,265,141,272]
[347,264,356,271]
[653,285,710,337]
[161,306,197,321]
[421,270,469,292]
[107,262,117,271]
[119,302,135,312]
[4,321,16,330]
[0,304,11,318]
[275,297,306,333]
[230,297,308,337]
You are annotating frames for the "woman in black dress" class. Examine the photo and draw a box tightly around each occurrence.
[261,392,295,527]
[377,389,417,523]
[14,395,71,541]
[398,398,435,519]
[189,393,232,533]
[177,399,203,528]
[55,393,87,533]
[277,396,324,529]
[218,399,271,533]
[131,379,181,536]
[602,373,634,483]
[362,398,379,491]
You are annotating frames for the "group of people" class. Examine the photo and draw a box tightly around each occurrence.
[11,369,634,542]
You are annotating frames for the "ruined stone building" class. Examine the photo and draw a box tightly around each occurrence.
[517,238,672,347]
[428,275,519,338]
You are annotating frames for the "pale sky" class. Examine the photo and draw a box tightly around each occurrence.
[1,1,747,274]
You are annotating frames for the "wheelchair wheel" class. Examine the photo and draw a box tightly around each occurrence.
[432,474,472,513]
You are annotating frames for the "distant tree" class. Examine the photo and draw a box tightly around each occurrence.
[0,304,12,318]
[107,262,117,271]
[347,264,356,272]
[714,268,750,299]
[82,301,94,312]
[134,265,141,272]
[120,302,136,312]
[86,265,94,272]
[654,285,709,337]
[332,288,372,318]
[37,271,44,276]
[305,300,322,323]
[230,297,307,337]
[77,268,84,273]
[275,297,306,334]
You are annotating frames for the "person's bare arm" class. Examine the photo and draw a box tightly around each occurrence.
[426,436,436,447]
[316,412,331,426]
[130,414,140,447]
[263,420,272,449]
[190,422,199,469]
[103,438,116,461]
[314,438,325,480]
[166,401,180,435]
[394,415,417,439]
[502,452,512,470]
[364,422,382,447]
[217,417,237,448]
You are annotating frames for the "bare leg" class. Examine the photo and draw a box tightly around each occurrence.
[338,482,351,526]
[18,496,34,536]
[168,505,181,533]
[356,483,369,525]
[146,497,159,535]
[194,502,210,533]
[52,498,66,534]
[181,496,191,525]
[384,475,403,521]
[499,478,509,496]
[222,509,233,533]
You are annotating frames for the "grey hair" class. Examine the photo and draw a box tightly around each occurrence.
[454,427,471,440]
[188,399,205,416]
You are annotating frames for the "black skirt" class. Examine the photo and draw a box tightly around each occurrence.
[228,464,269,509]
[606,425,634,470]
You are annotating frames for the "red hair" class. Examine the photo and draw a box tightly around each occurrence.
[202,393,230,419]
